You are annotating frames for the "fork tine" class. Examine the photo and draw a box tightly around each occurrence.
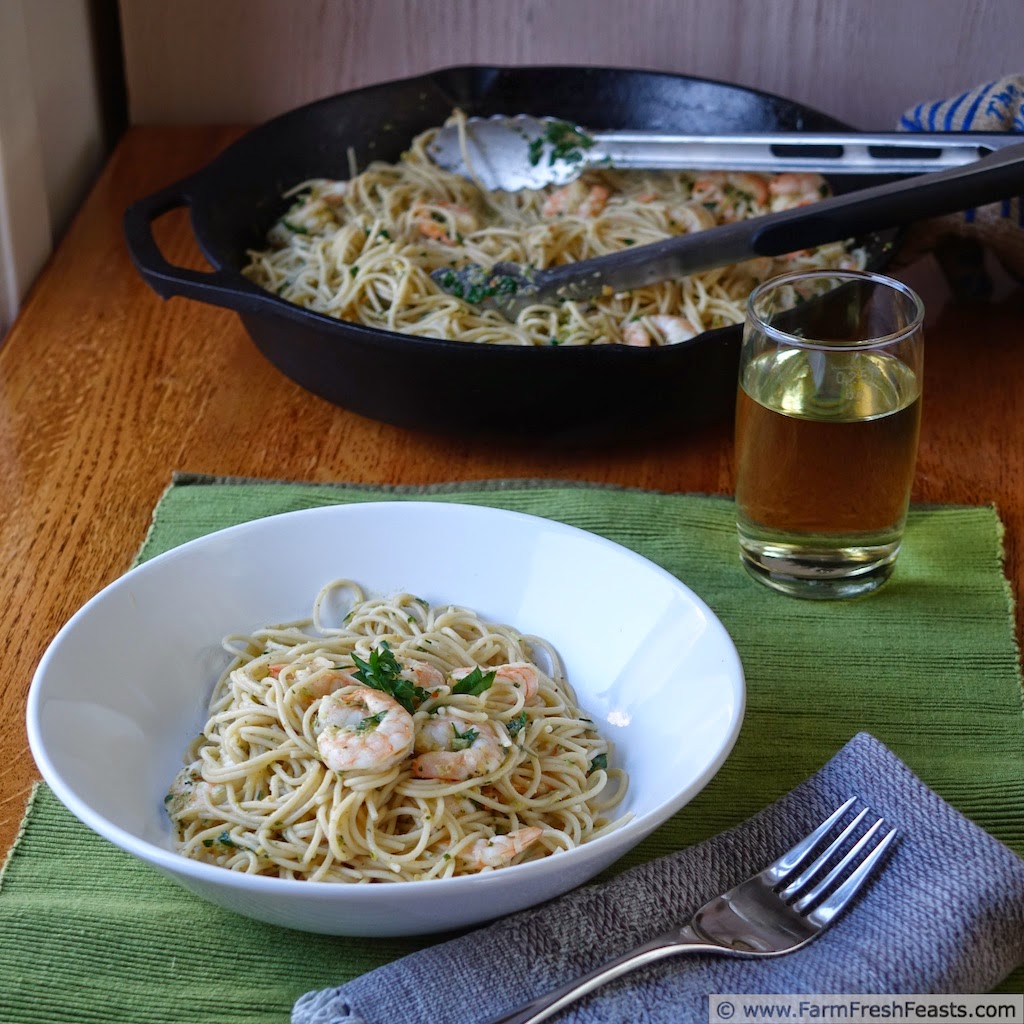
[778,808,870,898]
[767,796,858,881]
[802,825,899,924]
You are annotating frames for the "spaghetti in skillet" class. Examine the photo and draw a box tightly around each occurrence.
[242,111,865,347]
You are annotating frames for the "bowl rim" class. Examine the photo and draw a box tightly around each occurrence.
[27,500,745,896]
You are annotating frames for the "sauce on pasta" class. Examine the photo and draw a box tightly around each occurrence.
[242,111,865,347]
[167,580,628,881]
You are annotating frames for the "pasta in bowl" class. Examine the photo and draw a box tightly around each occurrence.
[169,581,630,881]
[27,502,744,936]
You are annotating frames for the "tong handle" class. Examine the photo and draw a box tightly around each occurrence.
[591,131,1019,175]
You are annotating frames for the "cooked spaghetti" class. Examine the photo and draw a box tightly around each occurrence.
[166,580,628,882]
[242,110,866,347]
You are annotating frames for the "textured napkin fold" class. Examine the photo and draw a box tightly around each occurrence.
[294,733,1024,1024]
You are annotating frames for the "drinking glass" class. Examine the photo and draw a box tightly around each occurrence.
[734,269,924,599]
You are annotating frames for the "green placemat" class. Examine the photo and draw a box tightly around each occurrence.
[3,477,1023,1020]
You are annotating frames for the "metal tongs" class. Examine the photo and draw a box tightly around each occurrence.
[430,136,1024,319]
[427,114,1020,192]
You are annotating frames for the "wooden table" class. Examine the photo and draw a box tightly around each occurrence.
[2,126,1023,857]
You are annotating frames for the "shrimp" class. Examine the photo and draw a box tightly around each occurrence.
[622,314,699,348]
[733,255,776,283]
[728,172,770,206]
[463,827,544,870]
[691,171,769,221]
[668,200,717,233]
[412,714,506,781]
[690,171,729,205]
[493,662,540,702]
[769,172,829,212]
[449,661,540,703]
[269,655,357,706]
[542,182,611,218]
[165,763,223,818]
[412,201,478,245]
[401,658,444,691]
[315,686,415,772]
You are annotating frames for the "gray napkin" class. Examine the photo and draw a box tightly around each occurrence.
[293,733,1024,1024]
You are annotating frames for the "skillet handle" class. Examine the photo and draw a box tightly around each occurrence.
[123,178,271,313]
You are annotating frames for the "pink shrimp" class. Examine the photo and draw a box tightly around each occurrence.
[621,315,699,348]
[691,172,769,221]
[412,201,478,245]
[449,662,540,703]
[463,827,544,870]
[542,182,611,218]
[316,686,415,772]
[412,714,506,781]
[768,172,829,212]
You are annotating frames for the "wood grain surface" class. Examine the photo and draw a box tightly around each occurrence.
[1,125,1022,858]
[118,0,1024,130]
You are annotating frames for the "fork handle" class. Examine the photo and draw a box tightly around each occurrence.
[481,926,717,1024]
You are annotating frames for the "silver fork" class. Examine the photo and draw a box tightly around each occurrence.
[484,797,898,1024]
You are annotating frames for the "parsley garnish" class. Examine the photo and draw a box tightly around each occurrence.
[507,711,528,737]
[451,666,496,696]
[356,710,387,733]
[528,120,596,166]
[217,830,236,847]
[450,724,479,751]
[350,641,429,713]
[587,753,608,776]
[282,219,309,234]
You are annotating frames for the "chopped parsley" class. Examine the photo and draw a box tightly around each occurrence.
[356,710,387,733]
[451,666,496,696]
[507,711,528,737]
[350,641,429,713]
[281,219,309,234]
[528,120,597,167]
[204,831,237,849]
[437,266,524,304]
[450,725,479,751]
[587,753,608,776]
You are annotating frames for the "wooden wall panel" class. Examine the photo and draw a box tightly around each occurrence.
[118,0,1021,130]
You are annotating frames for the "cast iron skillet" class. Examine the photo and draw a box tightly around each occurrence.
[123,65,897,441]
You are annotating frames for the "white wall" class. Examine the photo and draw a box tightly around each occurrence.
[0,0,107,338]
[118,0,1022,130]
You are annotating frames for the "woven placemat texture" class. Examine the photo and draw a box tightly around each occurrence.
[3,477,1022,1021]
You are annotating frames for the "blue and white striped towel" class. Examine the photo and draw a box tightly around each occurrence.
[900,74,1024,134]
[898,75,1023,283]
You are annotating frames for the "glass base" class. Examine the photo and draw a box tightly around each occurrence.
[738,533,901,600]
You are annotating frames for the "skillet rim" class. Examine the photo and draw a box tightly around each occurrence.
[163,62,894,365]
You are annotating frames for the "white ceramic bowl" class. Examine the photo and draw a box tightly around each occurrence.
[27,501,744,936]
